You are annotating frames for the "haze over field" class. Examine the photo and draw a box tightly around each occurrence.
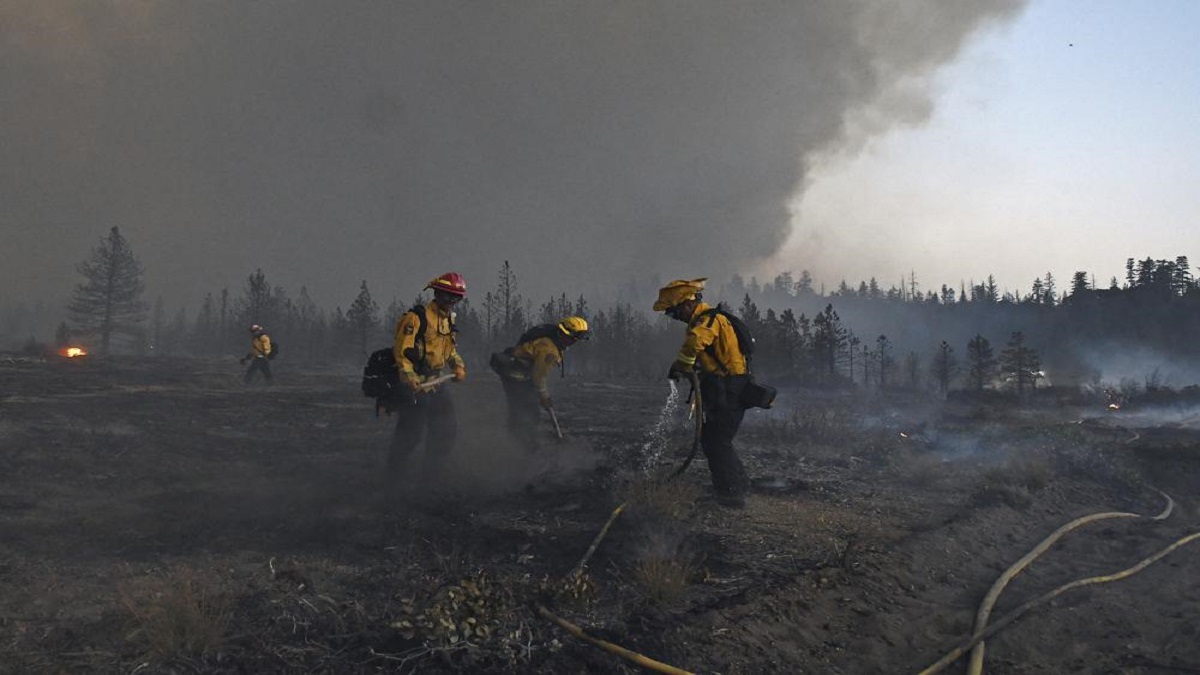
[4,0,1027,310]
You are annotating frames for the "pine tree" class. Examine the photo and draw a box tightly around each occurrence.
[811,304,848,386]
[346,280,380,356]
[966,334,996,391]
[876,335,894,389]
[999,331,1042,396]
[68,226,147,354]
[931,341,957,397]
[236,269,285,333]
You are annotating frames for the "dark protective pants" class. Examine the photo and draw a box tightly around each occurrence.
[244,357,273,384]
[387,387,457,487]
[502,377,541,451]
[699,374,748,498]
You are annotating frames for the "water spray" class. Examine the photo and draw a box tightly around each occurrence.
[637,379,681,473]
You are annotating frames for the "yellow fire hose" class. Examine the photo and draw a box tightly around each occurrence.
[547,373,703,673]
[962,490,1173,675]
[919,529,1200,675]
[535,604,696,675]
[919,490,1189,675]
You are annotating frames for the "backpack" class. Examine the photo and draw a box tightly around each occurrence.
[696,305,756,368]
[489,324,564,381]
[696,305,776,409]
[361,347,399,399]
[360,305,434,413]
[267,339,279,360]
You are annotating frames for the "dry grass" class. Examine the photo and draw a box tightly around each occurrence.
[970,453,1052,509]
[747,405,857,445]
[118,566,230,660]
[634,553,694,603]
[617,476,702,522]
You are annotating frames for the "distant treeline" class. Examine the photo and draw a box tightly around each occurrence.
[6,251,1200,392]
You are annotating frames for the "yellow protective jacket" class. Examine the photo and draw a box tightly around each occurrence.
[393,301,466,383]
[675,302,748,376]
[509,336,562,397]
[250,334,271,359]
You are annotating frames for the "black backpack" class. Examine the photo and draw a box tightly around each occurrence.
[361,306,433,413]
[696,305,756,367]
[696,305,776,409]
[267,339,279,360]
[516,323,561,347]
[489,324,564,380]
[361,347,399,400]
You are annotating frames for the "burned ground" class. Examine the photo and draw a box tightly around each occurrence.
[1,356,1198,674]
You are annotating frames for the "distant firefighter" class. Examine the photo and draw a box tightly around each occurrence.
[240,324,273,384]
[490,316,591,450]
[387,272,468,493]
[655,278,753,508]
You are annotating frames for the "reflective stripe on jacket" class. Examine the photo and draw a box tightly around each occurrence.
[676,302,747,375]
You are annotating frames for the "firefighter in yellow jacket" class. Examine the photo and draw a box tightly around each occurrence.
[241,324,273,384]
[654,278,750,508]
[388,272,468,489]
[493,317,590,449]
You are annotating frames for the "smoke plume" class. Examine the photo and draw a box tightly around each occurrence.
[1,1,1025,308]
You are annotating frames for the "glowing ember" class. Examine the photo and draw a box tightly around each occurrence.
[62,347,87,358]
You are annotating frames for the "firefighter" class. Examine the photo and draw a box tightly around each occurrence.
[387,272,469,492]
[654,278,749,508]
[240,324,273,384]
[493,316,590,450]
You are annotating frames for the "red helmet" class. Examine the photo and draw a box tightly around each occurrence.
[426,272,467,297]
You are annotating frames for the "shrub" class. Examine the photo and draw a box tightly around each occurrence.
[119,566,230,660]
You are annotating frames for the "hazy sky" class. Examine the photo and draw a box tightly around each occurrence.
[6,1,1193,313]
[771,0,1200,297]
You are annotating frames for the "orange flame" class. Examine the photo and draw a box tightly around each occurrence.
[61,347,87,358]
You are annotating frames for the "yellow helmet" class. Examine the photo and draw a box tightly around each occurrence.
[558,316,590,340]
[652,278,707,312]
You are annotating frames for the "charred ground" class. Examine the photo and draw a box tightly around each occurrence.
[1,356,1198,674]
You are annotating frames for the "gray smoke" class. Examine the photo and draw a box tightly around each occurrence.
[1,1,1025,308]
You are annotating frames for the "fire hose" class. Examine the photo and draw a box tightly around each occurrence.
[535,603,696,675]
[919,489,1197,675]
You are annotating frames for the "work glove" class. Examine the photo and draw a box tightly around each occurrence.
[452,365,467,382]
[667,361,691,381]
[405,374,423,394]
[539,393,553,411]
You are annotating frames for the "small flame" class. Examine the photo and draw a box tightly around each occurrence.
[62,347,87,358]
